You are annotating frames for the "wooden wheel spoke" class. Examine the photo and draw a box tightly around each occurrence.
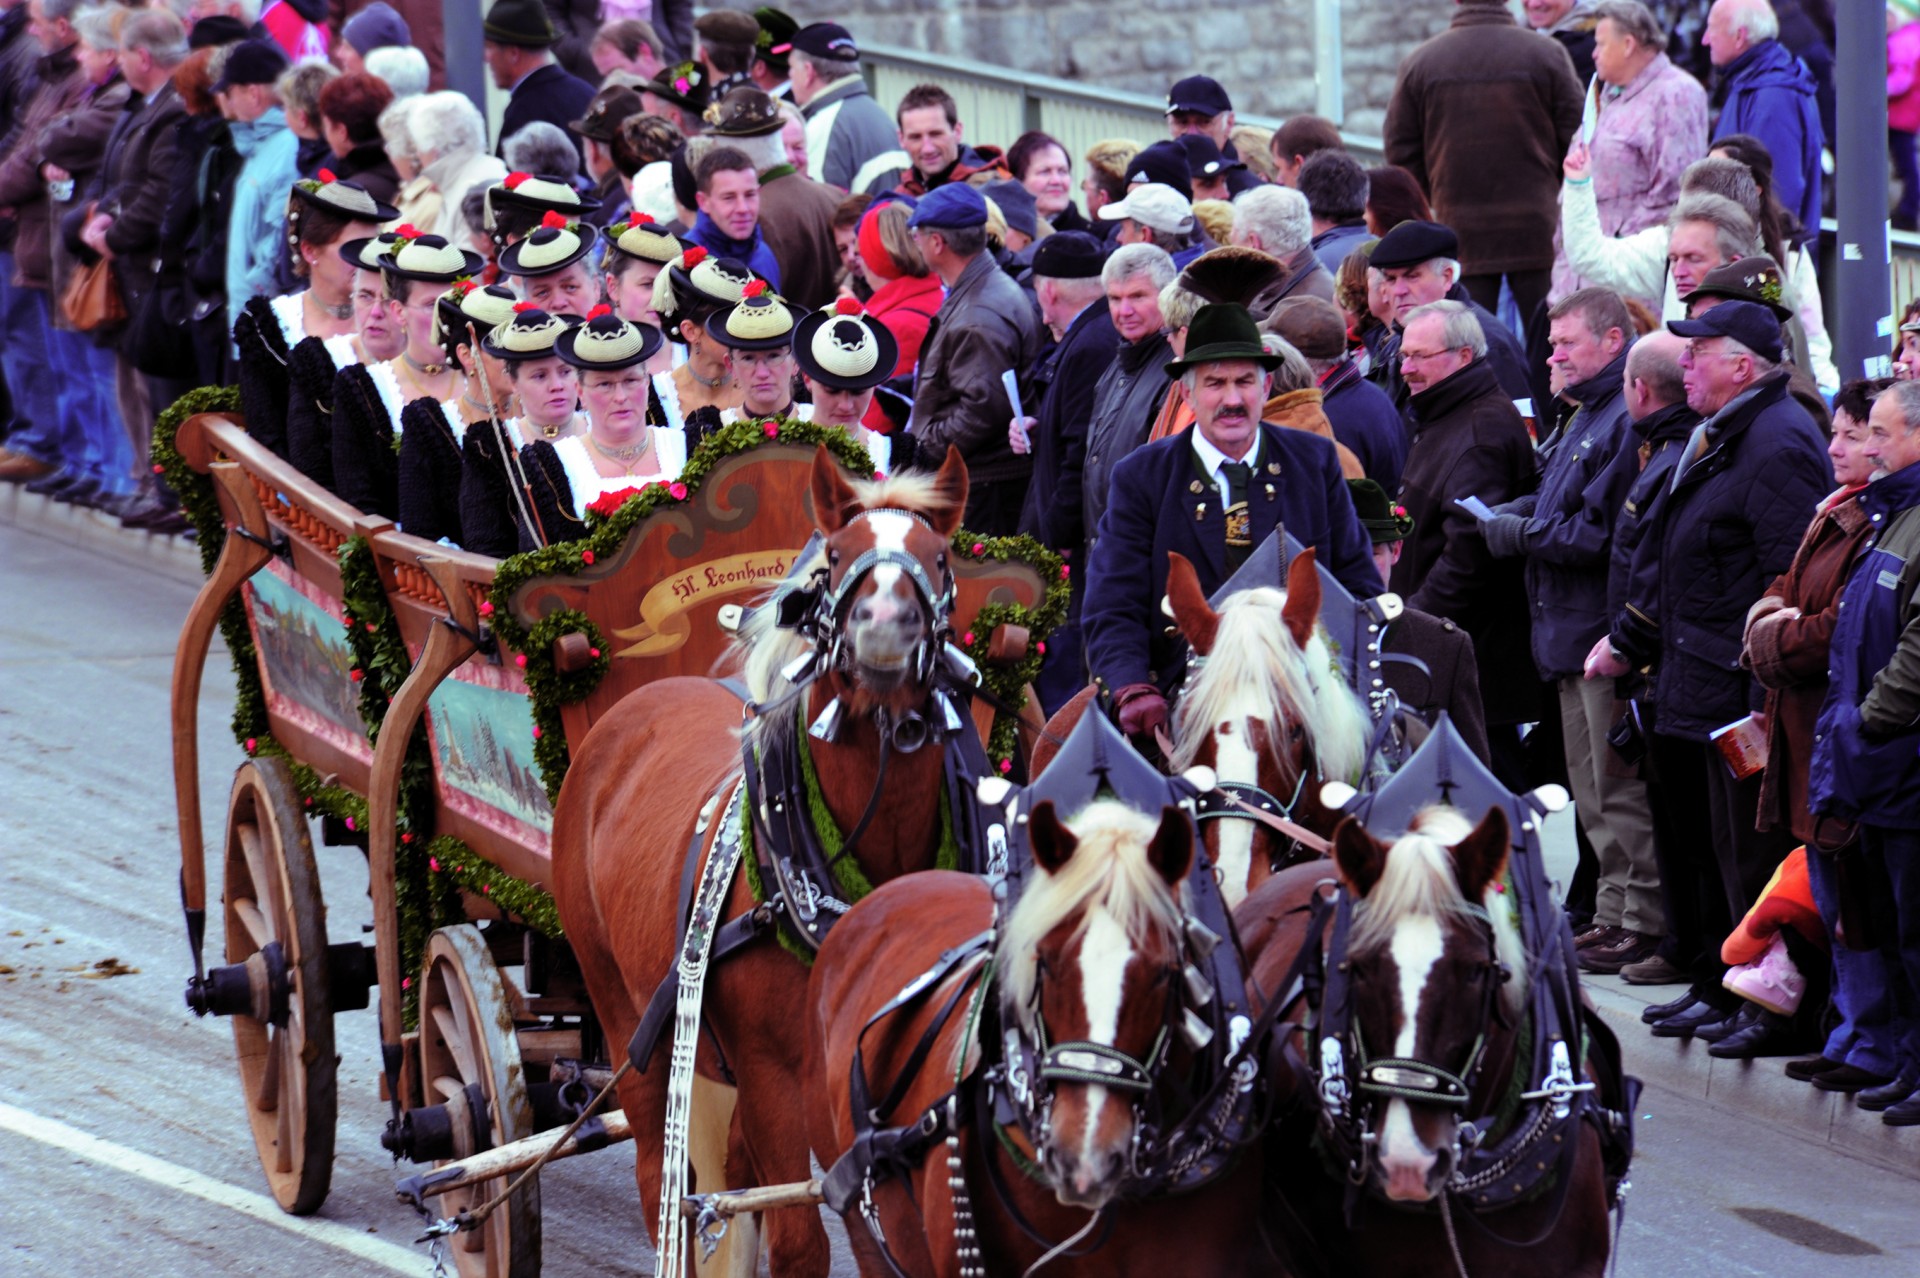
[232,897,272,953]
[431,1000,482,1086]
[431,1074,464,1101]
[236,820,281,940]
[254,1024,283,1110]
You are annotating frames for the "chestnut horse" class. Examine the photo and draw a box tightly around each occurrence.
[805,799,1270,1277]
[552,447,975,1277]
[1036,548,1368,908]
[1236,807,1614,1278]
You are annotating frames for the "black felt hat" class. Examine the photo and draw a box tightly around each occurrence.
[482,0,557,48]
[1347,479,1415,544]
[1164,303,1282,375]
[1029,230,1107,280]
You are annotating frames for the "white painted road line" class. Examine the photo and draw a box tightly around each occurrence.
[0,1100,421,1274]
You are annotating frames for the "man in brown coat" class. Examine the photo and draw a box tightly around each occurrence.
[707,85,843,310]
[1384,0,1583,326]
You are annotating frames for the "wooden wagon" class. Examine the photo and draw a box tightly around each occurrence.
[164,408,1063,1276]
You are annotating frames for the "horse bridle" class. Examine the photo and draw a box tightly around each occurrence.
[784,508,958,700]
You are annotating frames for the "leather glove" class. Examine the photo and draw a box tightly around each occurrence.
[1113,683,1169,739]
[1479,512,1532,559]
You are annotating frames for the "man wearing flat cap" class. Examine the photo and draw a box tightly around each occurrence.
[485,0,596,164]
[1013,231,1120,712]
[1082,302,1377,741]
[1589,300,1830,998]
[1370,218,1532,415]
[904,182,1042,534]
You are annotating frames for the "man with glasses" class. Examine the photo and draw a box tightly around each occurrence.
[1589,300,1831,1050]
[1391,298,1541,788]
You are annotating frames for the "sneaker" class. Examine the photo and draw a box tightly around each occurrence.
[1578,929,1660,975]
[1723,933,1805,1017]
[1620,953,1689,985]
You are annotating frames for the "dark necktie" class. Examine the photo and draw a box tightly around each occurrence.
[1221,460,1253,568]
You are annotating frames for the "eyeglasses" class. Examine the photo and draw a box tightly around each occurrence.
[1399,347,1459,364]
[584,373,648,399]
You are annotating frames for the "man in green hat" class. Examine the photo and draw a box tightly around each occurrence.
[1348,477,1490,762]
[1082,301,1377,740]
[484,0,597,164]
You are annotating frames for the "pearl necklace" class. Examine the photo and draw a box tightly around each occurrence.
[590,433,655,474]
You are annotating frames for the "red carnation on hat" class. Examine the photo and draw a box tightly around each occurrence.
[681,246,708,268]
[512,300,537,313]
[632,211,654,224]
[394,223,421,239]
[587,303,613,320]
[504,171,531,189]
[541,210,569,230]
[834,297,863,315]
[742,279,769,298]
[317,168,336,184]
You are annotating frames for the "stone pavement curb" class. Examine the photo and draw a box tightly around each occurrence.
[1587,973,1920,1181]
[0,483,204,588]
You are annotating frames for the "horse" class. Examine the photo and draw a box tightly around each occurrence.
[1235,806,1614,1278]
[551,445,978,1277]
[1035,547,1369,908]
[804,798,1270,1277]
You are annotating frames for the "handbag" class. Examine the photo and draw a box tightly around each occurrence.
[60,257,127,332]
[128,274,194,377]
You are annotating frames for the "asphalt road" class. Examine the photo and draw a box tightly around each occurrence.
[1,518,1916,1277]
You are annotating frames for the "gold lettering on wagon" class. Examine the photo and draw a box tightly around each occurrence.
[609,549,800,658]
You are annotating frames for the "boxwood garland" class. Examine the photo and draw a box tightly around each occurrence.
[948,532,1071,774]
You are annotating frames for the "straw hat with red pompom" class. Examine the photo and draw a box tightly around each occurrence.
[498,210,595,277]
[705,278,800,352]
[558,302,666,370]
[654,245,760,336]
[791,295,900,390]
[482,303,574,361]
[602,210,686,266]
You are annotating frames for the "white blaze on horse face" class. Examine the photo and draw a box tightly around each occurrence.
[847,512,919,662]
[1379,915,1444,1202]
[1211,705,1260,909]
[1070,906,1134,1197]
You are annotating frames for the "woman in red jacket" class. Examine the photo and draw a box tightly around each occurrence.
[851,199,942,434]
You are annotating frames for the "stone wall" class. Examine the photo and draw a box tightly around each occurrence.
[776,0,1456,137]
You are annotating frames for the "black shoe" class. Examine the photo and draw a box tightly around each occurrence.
[1642,991,1698,1025]
[1694,1005,1757,1044]
[1784,1056,1846,1081]
[1811,1064,1894,1093]
[121,494,177,529]
[52,476,104,506]
[1650,1001,1727,1038]
[23,467,76,496]
[1707,1009,1798,1059]
[1882,1094,1920,1126]
[1857,1068,1920,1111]
[147,510,193,536]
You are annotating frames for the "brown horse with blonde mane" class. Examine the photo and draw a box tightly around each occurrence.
[552,446,975,1277]
[805,798,1270,1276]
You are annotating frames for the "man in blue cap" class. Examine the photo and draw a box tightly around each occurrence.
[1590,299,1831,1050]
[1083,301,1376,742]
[904,182,1041,534]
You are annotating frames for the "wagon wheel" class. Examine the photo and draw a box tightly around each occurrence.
[417,924,542,1278]
[222,757,337,1215]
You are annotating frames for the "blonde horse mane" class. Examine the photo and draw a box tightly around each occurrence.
[998,799,1190,1037]
[1168,586,1370,785]
[1351,806,1528,1020]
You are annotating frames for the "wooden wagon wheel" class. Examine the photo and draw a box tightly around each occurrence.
[222,756,337,1215]
[417,924,542,1278]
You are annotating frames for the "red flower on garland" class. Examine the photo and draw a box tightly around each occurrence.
[669,481,689,500]
[581,550,596,565]
[540,209,569,230]
[317,168,336,184]
[478,600,494,616]
[763,421,779,438]
[586,485,644,516]
[504,171,531,190]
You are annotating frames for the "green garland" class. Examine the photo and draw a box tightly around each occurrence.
[948,532,1072,774]
[519,609,610,802]
[424,835,563,939]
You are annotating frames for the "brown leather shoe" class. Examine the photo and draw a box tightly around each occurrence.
[0,453,56,483]
[1575,924,1625,950]
[1578,929,1661,975]
[1619,953,1690,985]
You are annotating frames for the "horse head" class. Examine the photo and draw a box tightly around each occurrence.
[1166,548,1368,906]
[1001,799,1192,1210]
[1331,804,1523,1204]
[807,443,967,719]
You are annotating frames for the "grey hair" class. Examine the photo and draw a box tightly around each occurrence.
[1678,156,1761,223]
[70,3,122,51]
[1721,337,1778,381]
[276,57,337,121]
[726,127,786,175]
[1670,192,1758,264]
[1102,241,1176,292]
[1404,298,1487,359]
[1038,272,1107,309]
[790,47,860,81]
[1591,0,1662,49]
[1158,280,1205,331]
[504,121,581,182]
[377,97,417,162]
[365,45,429,100]
[119,7,186,64]
[1260,333,1314,392]
[1233,184,1312,256]
[1720,0,1779,43]
[409,90,488,160]
[41,0,85,21]
[1880,379,1920,433]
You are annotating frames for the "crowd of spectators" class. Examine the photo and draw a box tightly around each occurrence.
[3,0,1920,1123]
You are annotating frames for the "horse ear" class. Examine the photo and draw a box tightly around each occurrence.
[1332,815,1387,898]
[1147,805,1194,887]
[1165,551,1220,656]
[1028,800,1077,875]
[1282,547,1321,651]
[810,445,861,534]
[925,445,970,538]
[1452,806,1511,903]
